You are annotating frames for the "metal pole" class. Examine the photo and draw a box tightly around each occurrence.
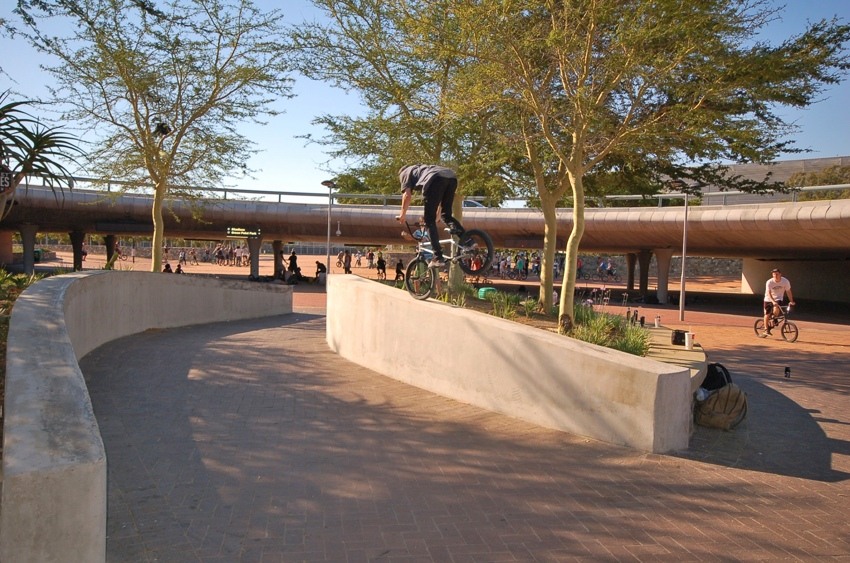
[321,180,335,275]
[678,193,688,321]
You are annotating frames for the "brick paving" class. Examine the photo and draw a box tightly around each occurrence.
[80,281,850,562]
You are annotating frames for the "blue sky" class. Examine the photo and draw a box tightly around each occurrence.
[2,1,849,199]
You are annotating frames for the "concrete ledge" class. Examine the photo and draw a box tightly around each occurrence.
[1,271,292,563]
[326,276,692,454]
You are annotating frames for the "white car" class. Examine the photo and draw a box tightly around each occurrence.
[462,200,485,208]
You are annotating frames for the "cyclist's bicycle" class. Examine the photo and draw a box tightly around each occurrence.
[402,222,494,300]
[590,268,621,283]
[754,304,799,342]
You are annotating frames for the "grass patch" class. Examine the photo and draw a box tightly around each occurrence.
[568,304,651,356]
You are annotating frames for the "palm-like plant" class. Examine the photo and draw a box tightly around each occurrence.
[0,91,81,221]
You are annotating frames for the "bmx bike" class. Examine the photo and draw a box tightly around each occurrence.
[402,222,494,300]
[754,304,798,342]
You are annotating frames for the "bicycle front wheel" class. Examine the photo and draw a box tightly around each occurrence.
[405,257,436,300]
[753,318,766,337]
[457,229,494,276]
[781,321,799,342]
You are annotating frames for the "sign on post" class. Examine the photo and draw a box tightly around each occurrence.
[226,226,261,238]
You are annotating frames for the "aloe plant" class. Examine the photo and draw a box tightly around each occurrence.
[0,92,81,221]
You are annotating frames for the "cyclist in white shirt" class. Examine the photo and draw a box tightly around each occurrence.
[761,268,795,337]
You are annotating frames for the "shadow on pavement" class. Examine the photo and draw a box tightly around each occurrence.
[675,347,850,483]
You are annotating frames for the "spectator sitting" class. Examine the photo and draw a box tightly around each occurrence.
[162,262,173,273]
[175,264,184,274]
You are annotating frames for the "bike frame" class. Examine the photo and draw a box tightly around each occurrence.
[405,223,461,263]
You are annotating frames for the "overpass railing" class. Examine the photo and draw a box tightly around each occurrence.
[20,174,849,207]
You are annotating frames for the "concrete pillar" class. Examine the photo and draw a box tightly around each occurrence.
[247,236,263,280]
[272,240,283,279]
[70,230,86,271]
[625,253,636,290]
[654,248,674,304]
[742,258,850,303]
[19,223,38,275]
[637,250,652,297]
[0,230,13,266]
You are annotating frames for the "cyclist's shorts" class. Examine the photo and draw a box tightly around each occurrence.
[764,300,784,315]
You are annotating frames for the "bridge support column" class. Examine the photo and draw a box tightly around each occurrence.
[625,253,636,290]
[70,230,86,271]
[654,249,674,304]
[272,240,283,279]
[246,236,263,280]
[637,250,652,297]
[19,223,39,275]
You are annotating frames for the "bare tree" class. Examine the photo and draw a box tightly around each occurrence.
[18,0,294,269]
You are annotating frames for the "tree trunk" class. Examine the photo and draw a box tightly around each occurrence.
[558,173,586,332]
[150,183,166,272]
[537,196,559,311]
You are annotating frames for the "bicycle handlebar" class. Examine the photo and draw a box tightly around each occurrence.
[400,220,428,241]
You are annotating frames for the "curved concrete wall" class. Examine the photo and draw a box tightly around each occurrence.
[326,276,692,453]
[1,271,292,563]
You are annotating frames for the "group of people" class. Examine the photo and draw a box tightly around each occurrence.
[209,244,250,266]
[169,163,800,335]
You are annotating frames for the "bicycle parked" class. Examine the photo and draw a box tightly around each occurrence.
[402,221,494,300]
[754,304,799,342]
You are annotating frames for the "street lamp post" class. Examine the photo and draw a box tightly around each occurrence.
[679,191,689,322]
[321,180,336,275]
[666,180,689,321]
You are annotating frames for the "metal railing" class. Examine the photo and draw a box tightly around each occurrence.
[20,174,849,208]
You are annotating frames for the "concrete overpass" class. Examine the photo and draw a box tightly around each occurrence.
[4,185,850,302]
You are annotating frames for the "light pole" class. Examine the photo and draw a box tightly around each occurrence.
[679,192,689,321]
[321,180,336,274]
[668,180,688,321]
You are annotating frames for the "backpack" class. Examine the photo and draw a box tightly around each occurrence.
[702,362,732,391]
[695,383,748,431]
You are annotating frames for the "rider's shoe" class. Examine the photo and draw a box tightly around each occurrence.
[759,329,771,338]
[445,223,465,236]
[428,256,447,268]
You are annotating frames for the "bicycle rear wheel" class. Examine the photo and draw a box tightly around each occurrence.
[753,318,766,337]
[405,257,436,300]
[781,321,799,342]
[456,229,494,276]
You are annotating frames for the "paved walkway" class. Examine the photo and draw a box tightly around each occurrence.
[80,284,850,562]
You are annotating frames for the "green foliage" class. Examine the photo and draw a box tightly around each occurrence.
[0,92,81,220]
[521,296,537,319]
[568,305,651,357]
[288,0,517,203]
[787,165,850,200]
[18,0,295,269]
[488,291,518,320]
[0,271,42,315]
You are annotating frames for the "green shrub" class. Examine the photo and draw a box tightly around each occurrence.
[569,304,651,357]
[488,291,518,320]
